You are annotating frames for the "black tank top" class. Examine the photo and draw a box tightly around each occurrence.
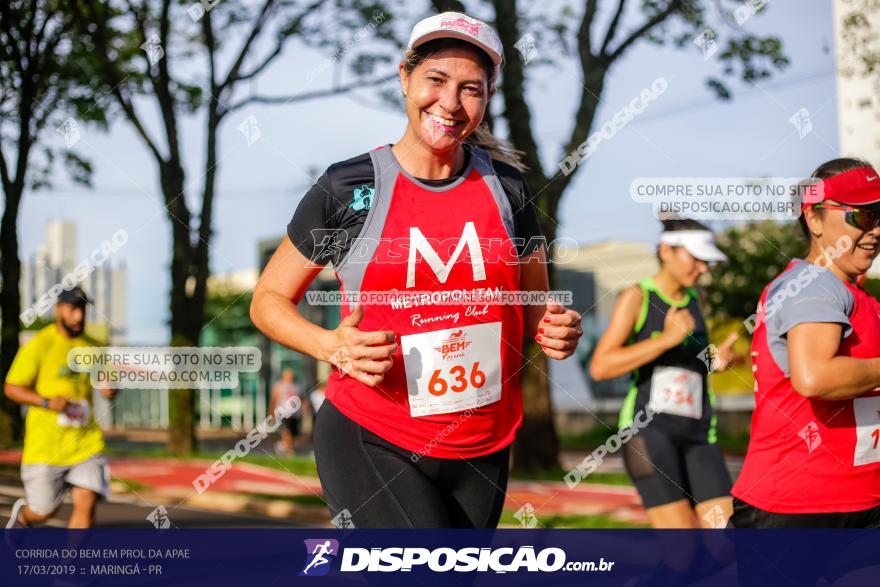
[618,277,717,442]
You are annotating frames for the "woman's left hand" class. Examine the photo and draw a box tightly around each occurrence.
[536,301,582,360]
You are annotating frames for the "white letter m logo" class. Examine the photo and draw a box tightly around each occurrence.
[406,221,486,288]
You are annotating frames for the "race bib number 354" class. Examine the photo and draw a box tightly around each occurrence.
[648,366,702,419]
[401,322,502,417]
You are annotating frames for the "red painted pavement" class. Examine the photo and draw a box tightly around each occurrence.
[0,449,647,523]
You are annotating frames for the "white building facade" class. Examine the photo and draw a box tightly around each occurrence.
[20,220,127,342]
[834,0,880,165]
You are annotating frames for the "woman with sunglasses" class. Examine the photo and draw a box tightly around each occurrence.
[590,218,736,529]
[731,158,880,528]
[250,12,582,528]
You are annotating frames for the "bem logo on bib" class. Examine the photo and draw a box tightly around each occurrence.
[435,330,471,360]
[406,221,486,288]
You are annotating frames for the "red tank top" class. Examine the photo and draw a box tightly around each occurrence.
[325,146,524,458]
[733,260,880,513]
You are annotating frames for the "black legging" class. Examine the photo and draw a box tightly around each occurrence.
[314,399,509,528]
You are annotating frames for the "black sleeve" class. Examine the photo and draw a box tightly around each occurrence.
[287,171,336,266]
[286,152,376,267]
[492,160,545,257]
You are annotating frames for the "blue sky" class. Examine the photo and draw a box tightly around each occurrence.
[16,1,841,343]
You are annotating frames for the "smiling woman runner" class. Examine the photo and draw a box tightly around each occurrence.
[590,218,736,529]
[250,12,583,528]
[731,158,880,528]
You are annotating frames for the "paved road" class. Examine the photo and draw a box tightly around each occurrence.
[0,481,306,529]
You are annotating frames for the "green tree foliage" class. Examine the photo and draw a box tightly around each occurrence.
[705,220,807,320]
[0,1,114,445]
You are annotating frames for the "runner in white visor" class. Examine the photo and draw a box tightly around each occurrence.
[591,218,737,533]
[658,229,728,264]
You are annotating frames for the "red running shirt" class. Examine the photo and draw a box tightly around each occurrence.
[325,146,524,459]
[733,260,880,513]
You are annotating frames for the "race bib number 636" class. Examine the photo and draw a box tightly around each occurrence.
[401,322,502,417]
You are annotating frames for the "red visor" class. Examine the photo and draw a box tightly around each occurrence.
[802,167,880,209]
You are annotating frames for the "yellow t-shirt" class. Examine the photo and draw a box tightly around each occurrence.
[6,325,105,466]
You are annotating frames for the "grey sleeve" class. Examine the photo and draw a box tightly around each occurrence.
[764,265,854,375]
[770,267,854,337]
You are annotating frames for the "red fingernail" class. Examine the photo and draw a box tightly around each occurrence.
[542,317,550,323]
[538,328,544,334]
[535,334,542,342]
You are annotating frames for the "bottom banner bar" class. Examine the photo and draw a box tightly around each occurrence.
[2,529,879,586]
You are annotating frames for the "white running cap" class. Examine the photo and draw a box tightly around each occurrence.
[659,230,728,263]
[408,12,503,69]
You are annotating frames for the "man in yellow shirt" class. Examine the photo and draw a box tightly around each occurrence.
[4,286,116,528]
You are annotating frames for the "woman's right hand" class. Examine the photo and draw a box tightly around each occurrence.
[326,304,397,387]
[661,307,695,348]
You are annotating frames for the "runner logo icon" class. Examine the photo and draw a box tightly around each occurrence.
[300,539,339,577]
[349,185,374,211]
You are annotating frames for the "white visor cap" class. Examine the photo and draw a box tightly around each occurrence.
[408,12,503,74]
[659,230,728,263]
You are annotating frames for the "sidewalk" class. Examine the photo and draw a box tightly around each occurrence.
[0,448,648,526]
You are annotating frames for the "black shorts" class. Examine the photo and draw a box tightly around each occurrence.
[622,426,732,508]
[729,497,880,528]
[314,400,509,528]
[282,416,300,436]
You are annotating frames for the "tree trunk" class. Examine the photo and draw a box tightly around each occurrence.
[168,387,197,455]
[163,101,217,454]
[0,186,24,447]
[511,193,563,474]
[512,340,559,474]
[161,161,201,455]
[508,62,604,473]
[430,0,466,13]
[0,94,35,448]
[167,297,200,455]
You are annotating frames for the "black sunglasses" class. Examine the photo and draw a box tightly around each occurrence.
[812,204,880,231]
